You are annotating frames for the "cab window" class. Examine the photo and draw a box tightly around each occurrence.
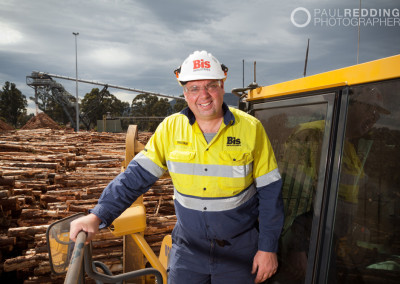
[327,80,400,283]
[253,94,334,283]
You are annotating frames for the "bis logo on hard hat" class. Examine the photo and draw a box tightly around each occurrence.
[193,59,211,71]
[174,50,228,85]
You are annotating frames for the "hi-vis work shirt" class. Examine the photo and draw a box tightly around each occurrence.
[91,103,284,252]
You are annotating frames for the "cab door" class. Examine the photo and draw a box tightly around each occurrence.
[250,91,339,283]
[251,79,400,284]
[320,81,400,284]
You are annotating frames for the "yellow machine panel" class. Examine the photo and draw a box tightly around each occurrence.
[247,54,400,100]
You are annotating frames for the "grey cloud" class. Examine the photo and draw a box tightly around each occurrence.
[0,0,399,114]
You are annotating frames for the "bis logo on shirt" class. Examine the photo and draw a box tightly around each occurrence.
[227,136,241,146]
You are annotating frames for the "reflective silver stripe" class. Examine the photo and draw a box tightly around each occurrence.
[134,152,166,178]
[167,160,252,178]
[174,183,256,212]
[255,168,281,187]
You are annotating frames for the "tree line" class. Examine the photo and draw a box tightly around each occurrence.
[0,81,187,131]
[0,82,31,127]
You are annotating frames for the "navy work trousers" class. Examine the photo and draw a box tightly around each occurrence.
[167,224,258,284]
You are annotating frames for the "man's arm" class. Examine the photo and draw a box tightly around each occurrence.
[69,159,160,242]
[250,121,284,281]
[69,116,169,243]
[254,176,284,282]
[256,176,284,252]
[90,159,160,228]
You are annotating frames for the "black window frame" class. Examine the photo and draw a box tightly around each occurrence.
[249,88,344,283]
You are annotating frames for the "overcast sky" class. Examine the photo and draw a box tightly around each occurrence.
[1,0,399,114]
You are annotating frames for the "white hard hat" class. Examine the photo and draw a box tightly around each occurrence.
[174,50,228,85]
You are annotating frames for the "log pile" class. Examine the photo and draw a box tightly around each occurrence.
[0,128,176,283]
[20,112,61,130]
[0,120,14,131]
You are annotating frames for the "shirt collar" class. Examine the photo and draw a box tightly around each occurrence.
[180,102,236,126]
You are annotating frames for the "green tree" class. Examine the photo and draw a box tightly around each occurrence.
[131,94,172,131]
[173,95,187,113]
[0,82,27,127]
[81,88,129,130]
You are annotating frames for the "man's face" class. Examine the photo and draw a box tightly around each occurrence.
[183,79,225,121]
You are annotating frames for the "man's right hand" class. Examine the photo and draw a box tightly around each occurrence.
[70,213,102,244]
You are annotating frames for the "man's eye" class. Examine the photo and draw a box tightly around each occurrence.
[189,87,200,92]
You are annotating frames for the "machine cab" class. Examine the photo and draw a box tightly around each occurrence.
[242,54,400,283]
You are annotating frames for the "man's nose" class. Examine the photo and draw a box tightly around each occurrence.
[198,87,211,96]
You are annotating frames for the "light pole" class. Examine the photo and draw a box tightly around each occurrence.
[73,32,79,132]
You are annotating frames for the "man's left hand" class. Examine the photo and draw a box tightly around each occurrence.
[251,250,278,283]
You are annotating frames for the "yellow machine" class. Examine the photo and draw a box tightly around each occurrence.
[237,54,400,284]
[47,228,71,273]
[246,54,400,101]
[110,125,171,284]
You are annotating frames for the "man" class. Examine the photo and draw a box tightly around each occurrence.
[70,50,284,284]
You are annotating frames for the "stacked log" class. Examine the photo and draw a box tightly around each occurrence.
[0,129,175,283]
